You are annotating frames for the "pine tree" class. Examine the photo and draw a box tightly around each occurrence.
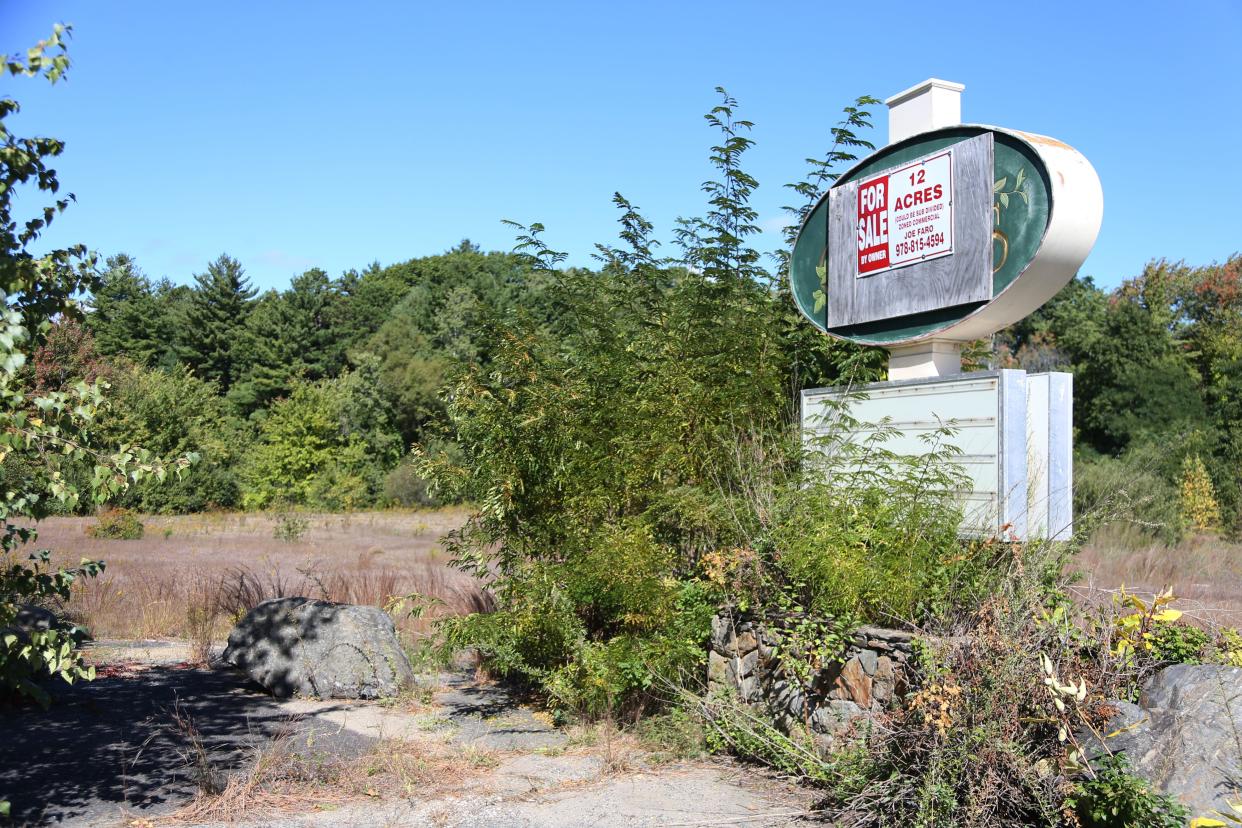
[177,254,257,391]
[233,267,344,410]
[88,254,165,365]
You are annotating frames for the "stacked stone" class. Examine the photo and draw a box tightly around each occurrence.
[707,610,919,748]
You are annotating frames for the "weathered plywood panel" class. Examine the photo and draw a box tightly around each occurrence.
[826,133,995,330]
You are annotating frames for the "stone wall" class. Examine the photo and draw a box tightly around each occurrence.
[707,609,921,743]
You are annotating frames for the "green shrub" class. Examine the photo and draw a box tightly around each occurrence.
[1075,449,1183,545]
[85,507,144,540]
[1147,621,1209,665]
[383,459,439,507]
[1068,754,1188,828]
[271,509,309,543]
[416,91,980,718]
[441,577,585,680]
[771,469,965,624]
[240,363,402,510]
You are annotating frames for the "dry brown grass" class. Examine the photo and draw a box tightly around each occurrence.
[25,509,487,644]
[1074,523,1242,626]
[158,715,496,824]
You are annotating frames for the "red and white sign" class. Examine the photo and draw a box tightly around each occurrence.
[856,150,954,277]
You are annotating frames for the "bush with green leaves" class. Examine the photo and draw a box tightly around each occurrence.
[85,506,144,540]
[1147,621,1210,666]
[770,415,970,625]
[1067,754,1189,828]
[240,360,402,510]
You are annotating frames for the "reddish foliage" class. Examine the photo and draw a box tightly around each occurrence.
[32,318,107,393]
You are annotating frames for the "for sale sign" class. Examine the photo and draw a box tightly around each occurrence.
[856,150,954,277]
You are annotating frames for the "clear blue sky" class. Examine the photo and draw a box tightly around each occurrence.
[2,1,1239,292]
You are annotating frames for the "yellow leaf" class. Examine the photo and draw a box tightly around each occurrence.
[1189,818,1226,827]
[1153,609,1183,623]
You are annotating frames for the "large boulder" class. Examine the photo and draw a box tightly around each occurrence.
[222,597,414,699]
[1089,663,1242,818]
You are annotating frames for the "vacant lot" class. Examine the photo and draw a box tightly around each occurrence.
[22,508,1242,642]
[30,509,482,644]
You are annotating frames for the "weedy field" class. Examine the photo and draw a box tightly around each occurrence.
[1076,524,1242,626]
[31,509,484,649]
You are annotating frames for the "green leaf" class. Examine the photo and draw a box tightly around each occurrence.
[993,177,1007,193]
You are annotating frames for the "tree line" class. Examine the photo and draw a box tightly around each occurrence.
[11,241,566,512]
[42,240,1238,541]
[998,255,1242,540]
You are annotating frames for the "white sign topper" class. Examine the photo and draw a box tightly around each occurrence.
[856,150,954,277]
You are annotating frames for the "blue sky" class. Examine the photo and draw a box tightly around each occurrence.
[2,1,1239,292]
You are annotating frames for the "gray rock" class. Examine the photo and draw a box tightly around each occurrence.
[738,676,762,703]
[810,699,863,733]
[1,604,63,644]
[222,597,414,699]
[707,650,730,688]
[770,679,807,720]
[710,614,732,651]
[856,625,916,644]
[727,650,758,682]
[1086,664,1242,818]
[857,648,879,676]
[15,605,56,632]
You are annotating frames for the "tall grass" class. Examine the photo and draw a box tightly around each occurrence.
[33,510,489,645]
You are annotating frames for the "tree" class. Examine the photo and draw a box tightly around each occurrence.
[240,361,401,510]
[30,317,104,393]
[358,244,546,444]
[421,90,885,712]
[86,254,169,366]
[97,363,251,512]
[177,253,256,391]
[1179,453,1220,531]
[231,267,345,412]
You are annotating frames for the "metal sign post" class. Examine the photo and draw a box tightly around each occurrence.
[791,79,1102,540]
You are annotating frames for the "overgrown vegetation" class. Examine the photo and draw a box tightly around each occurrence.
[6,17,1240,828]
[416,90,901,720]
[85,506,143,539]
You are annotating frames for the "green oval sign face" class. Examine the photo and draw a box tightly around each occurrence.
[790,126,1052,345]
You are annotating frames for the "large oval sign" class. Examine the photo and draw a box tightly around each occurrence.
[790,125,1102,346]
